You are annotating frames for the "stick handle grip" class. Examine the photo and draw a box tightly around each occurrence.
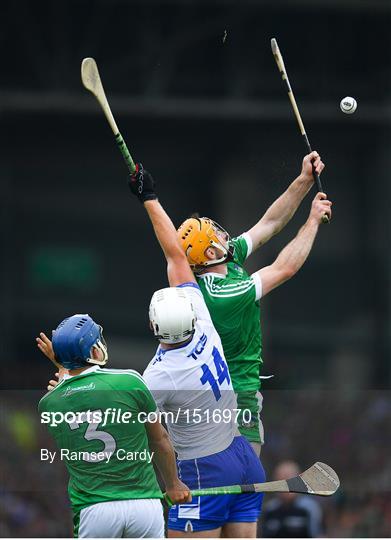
[302,134,329,224]
[115,132,136,174]
[163,485,242,507]
[191,486,242,497]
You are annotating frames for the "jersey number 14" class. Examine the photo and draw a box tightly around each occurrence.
[200,347,230,401]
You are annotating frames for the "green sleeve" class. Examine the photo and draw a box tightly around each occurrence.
[231,236,250,266]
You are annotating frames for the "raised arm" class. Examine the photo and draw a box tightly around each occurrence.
[246,151,324,251]
[257,192,332,297]
[128,164,195,287]
[144,200,196,287]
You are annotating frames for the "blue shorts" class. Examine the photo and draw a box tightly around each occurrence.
[168,436,265,532]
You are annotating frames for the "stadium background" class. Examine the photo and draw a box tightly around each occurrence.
[0,0,390,537]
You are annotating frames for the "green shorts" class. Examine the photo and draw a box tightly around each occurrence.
[236,391,264,444]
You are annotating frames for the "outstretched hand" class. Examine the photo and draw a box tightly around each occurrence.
[36,332,59,366]
[36,332,68,375]
[37,332,68,389]
[128,163,157,203]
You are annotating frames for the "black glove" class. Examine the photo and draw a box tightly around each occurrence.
[128,163,157,203]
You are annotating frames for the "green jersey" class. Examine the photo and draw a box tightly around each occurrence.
[197,235,262,393]
[38,366,162,513]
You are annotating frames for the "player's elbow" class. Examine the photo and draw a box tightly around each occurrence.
[282,264,297,281]
[261,263,297,296]
[275,263,297,283]
[147,422,170,447]
[152,433,172,456]
[168,248,188,268]
[174,250,188,265]
[266,217,285,236]
[249,221,280,249]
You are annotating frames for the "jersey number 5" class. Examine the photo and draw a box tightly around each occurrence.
[200,347,230,401]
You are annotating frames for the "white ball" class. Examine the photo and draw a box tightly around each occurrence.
[340,96,357,114]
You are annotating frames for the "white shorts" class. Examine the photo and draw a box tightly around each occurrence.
[76,499,164,538]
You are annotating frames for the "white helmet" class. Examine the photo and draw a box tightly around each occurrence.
[149,287,196,344]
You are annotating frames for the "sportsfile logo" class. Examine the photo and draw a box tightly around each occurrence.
[40,407,252,427]
[41,408,159,427]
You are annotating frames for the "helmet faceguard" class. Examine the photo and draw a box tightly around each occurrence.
[87,326,108,366]
[177,217,234,272]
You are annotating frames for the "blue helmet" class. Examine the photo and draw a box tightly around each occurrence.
[52,314,108,370]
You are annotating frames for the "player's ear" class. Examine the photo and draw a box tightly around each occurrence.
[91,346,101,360]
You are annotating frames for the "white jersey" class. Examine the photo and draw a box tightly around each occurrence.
[143,283,239,460]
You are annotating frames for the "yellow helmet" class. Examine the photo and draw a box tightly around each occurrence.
[177,217,232,271]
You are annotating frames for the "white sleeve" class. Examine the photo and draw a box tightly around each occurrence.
[177,282,212,323]
[143,366,176,410]
[241,232,253,258]
[251,272,263,301]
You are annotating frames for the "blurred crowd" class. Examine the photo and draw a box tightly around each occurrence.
[1,390,390,537]
[260,390,391,537]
